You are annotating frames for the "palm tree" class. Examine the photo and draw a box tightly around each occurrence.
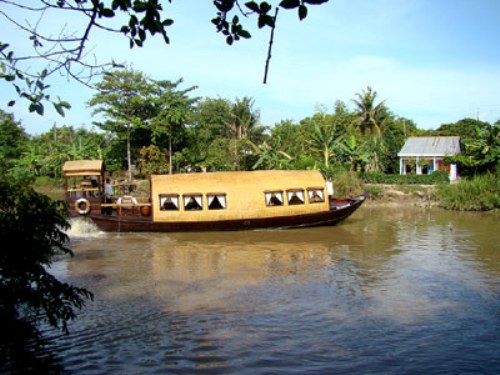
[225,97,260,170]
[351,86,386,136]
[249,136,293,170]
[227,97,259,140]
[307,122,338,168]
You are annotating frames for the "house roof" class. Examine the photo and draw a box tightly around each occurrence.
[398,137,461,157]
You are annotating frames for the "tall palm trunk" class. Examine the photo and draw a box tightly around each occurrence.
[126,124,132,181]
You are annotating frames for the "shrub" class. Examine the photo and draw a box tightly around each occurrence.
[359,170,449,185]
[435,171,499,210]
[332,171,364,198]
[0,177,93,364]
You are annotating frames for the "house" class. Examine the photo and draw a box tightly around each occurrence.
[397,136,461,180]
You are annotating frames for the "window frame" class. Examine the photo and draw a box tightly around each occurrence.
[207,192,227,210]
[286,189,305,205]
[159,194,180,211]
[307,187,325,204]
[264,190,284,207]
[183,193,203,211]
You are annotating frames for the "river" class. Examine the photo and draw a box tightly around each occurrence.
[30,206,500,373]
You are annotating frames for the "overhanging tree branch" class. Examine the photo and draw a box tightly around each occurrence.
[1,0,330,116]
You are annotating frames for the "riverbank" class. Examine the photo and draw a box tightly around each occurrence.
[364,184,439,207]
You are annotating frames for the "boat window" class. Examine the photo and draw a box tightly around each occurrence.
[265,191,284,207]
[307,188,325,203]
[159,194,179,211]
[287,189,305,205]
[207,193,227,210]
[183,194,203,211]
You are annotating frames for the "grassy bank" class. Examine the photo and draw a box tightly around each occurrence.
[435,172,499,211]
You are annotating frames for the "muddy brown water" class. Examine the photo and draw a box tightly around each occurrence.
[30,206,500,373]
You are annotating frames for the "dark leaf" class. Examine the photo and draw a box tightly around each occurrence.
[245,1,260,12]
[279,0,300,9]
[260,1,272,13]
[299,4,308,20]
[36,103,44,115]
[7,100,15,106]
[162,18,174,26]
[99,8,115,17]
[304,0,329,4]
[239,29,252,39]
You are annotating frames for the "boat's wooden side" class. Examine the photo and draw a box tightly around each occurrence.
[86,192,367,232]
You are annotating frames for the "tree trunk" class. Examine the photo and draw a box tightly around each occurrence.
[127,125,132,181]
[168,127,172,175]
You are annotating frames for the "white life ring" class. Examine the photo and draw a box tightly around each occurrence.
[75,198,91,215]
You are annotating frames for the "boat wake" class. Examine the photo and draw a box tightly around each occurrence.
[67,217,103,239]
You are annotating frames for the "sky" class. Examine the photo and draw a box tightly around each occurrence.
[1,0,500,135]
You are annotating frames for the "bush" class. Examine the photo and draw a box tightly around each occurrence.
[359,170,450,185]
[364,185,384,199]
[435,172,500,211]
[332,171,364,198]
[0,177,93,365]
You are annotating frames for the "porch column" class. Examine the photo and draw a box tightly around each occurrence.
[416,156,422,175]
[399,158,405,175]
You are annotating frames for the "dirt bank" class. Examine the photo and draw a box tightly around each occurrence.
[364,184,439,208]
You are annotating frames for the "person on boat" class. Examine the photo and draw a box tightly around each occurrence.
[104,178,114,215]
[326,176,334,201]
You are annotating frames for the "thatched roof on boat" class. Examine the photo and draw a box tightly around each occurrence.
[63,160,104,176]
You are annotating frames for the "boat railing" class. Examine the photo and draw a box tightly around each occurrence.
[100,201,151,217]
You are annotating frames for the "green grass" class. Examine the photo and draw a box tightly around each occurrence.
[435,171,499,211]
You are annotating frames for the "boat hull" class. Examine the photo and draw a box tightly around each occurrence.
[80,192,367,232]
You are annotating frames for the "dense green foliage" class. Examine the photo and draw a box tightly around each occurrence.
[435,171,500,211]
[0,177,93,363]
[2,81,497,187]
[360,170,450,185]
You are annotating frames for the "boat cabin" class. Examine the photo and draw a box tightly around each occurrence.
[150,170,329,223]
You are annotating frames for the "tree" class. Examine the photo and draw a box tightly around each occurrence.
[0,110,29,173]
[88,68,154,180]
[249,136,293,170]
[450,121,499,175]
[150,79,198,174]
[1,0,330,114]
[433,118,491,141]
[0,177,93,365]
[225,96,263,170]
[184,97,233,167]
[351,86,387,136]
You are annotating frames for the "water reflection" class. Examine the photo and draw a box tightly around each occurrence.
[37,207,500,373]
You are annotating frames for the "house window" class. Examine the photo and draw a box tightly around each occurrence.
[207,193,227,210]
[265,191,284,207]
[159,194,180,211]
[287,189,305,205]
[183,194,203,211]
[307,187,325,203]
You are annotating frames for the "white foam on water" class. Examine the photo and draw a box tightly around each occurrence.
[66,217,104,239]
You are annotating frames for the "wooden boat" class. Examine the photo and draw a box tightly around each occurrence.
[63,160,367,232]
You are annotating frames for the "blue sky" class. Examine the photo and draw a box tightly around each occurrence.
[1,0,500,135]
